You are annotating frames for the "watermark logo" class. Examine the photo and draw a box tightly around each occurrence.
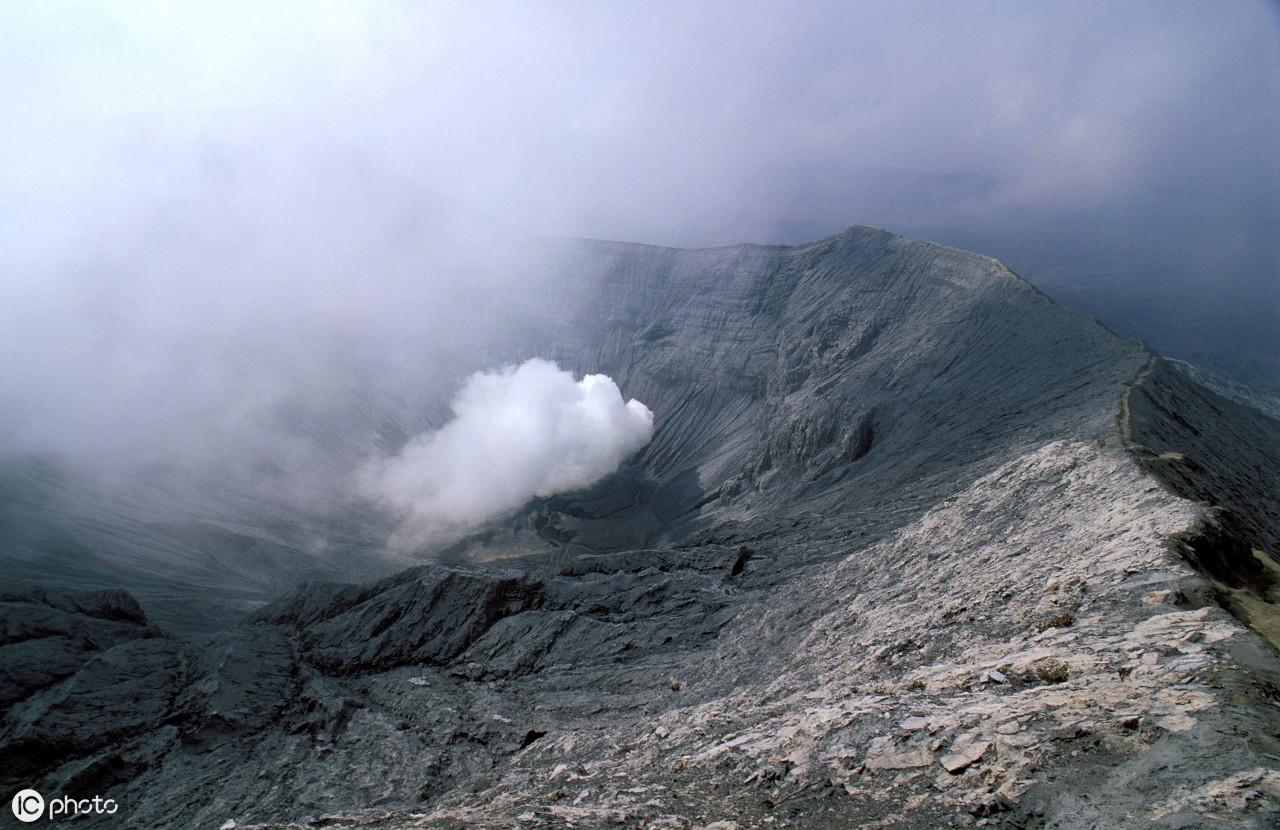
[11,789,44,823]
[10,789,119,822]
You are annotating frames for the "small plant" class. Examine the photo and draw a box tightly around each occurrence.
[1038,612,1075,632]
[905,678,927,691]
[1033,659,1070,684]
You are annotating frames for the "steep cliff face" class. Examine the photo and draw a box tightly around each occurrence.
[2,228,1277,829]
[1123,357,1280,646]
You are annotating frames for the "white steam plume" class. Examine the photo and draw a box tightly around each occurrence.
[360,359,654,548]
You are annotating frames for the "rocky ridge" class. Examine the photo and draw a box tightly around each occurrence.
[1,228,1277,828]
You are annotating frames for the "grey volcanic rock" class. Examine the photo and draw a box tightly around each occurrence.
[254,566,546,673]
[2,227,1278,829]
[1126,356,1280,555]
[0,589,161,708]
[0,590,180,788]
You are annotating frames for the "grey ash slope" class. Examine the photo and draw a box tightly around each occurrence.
[472,227,1149,558]
[2,227,1278,829]
[0,415,418,638]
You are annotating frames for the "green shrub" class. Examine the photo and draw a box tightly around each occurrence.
[1038,612,1075,631]
[1033,659,1070,683]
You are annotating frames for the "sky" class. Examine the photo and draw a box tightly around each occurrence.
[0,0,1277,484]
[3,2,1276,243]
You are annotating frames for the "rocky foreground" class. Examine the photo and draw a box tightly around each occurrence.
[2,228,1277,828]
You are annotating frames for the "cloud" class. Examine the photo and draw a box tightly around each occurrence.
[3,1,1274,247]
[358,359,654,548]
